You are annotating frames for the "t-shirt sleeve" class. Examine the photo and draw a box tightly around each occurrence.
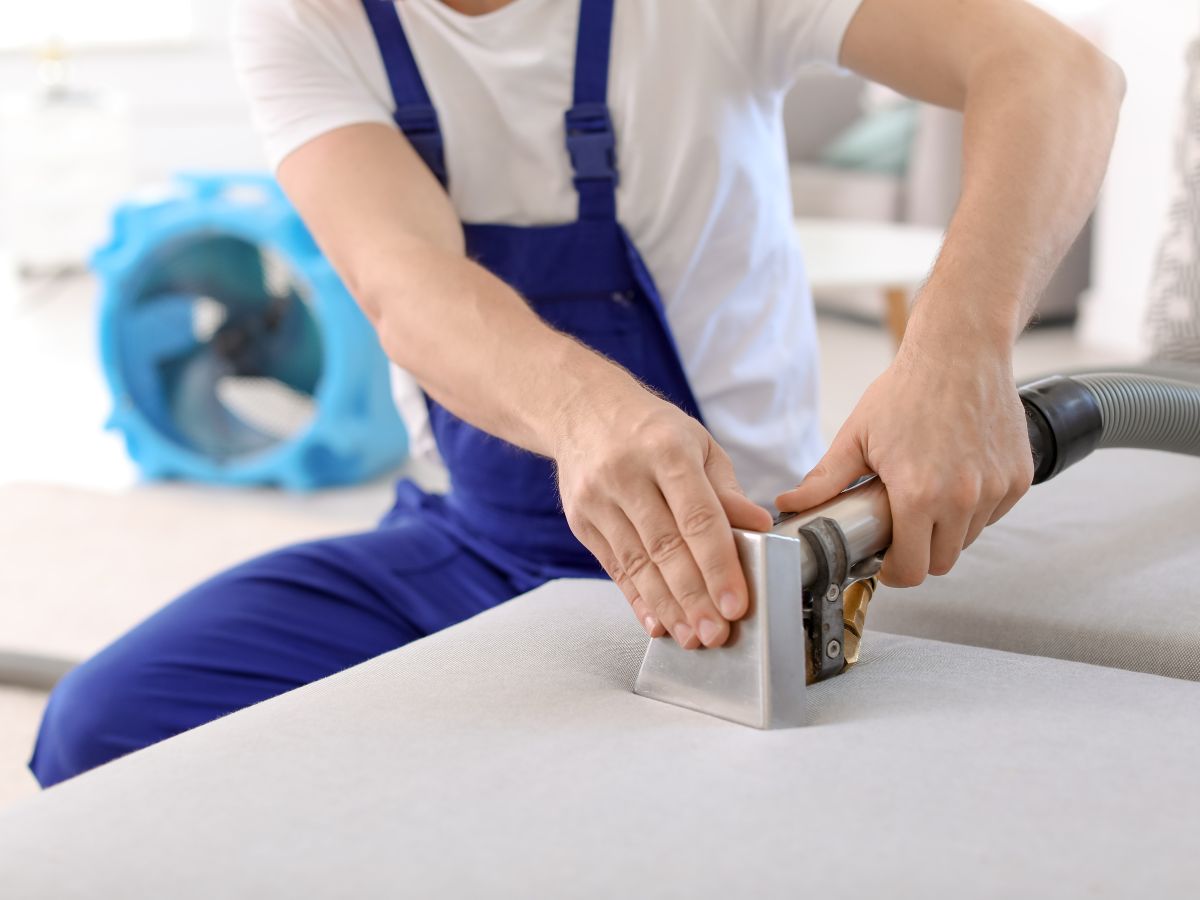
[752,0,867,91]
[230,0,396,170]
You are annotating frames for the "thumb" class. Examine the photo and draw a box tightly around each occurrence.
[721,491,775,532]
[776,435,871,513]
[704,442,774,532]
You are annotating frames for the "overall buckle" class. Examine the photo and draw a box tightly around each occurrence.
[564,103,618,184]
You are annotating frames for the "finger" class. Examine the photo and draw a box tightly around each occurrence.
[656,462,747,633]
[594,502,699,648]
[925,471,981,575]
[623,484,730,649]
[879,496,933,587]
[719,491,774,532]
[928,512,972,576]
[963,481,1007,549]
[988,454,1035,526]
[633,597,667,638]
[576,521,666,637]
[776,434,871,513]
[703,447,774,533]
[963,497,1000,550]
[987,481,1030,526]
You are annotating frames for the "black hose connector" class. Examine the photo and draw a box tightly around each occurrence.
[1020,376,1103,484]
[1018,369,1200,484]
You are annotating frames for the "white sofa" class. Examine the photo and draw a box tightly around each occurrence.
[785,69,1090,323]
[0,447,1197,897]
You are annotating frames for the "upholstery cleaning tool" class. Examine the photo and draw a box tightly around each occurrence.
[634,370,1200,728]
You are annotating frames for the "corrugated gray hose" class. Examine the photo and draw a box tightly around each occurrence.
[1019,371,1200,484]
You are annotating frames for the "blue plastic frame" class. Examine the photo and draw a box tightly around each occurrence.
[93,172,409,490]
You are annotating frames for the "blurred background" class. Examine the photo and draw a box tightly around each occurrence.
[0,0,1196,807]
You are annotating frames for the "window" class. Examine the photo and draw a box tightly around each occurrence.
[0,0,194,51]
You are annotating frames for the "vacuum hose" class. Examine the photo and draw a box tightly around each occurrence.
[1020,372,1200,484]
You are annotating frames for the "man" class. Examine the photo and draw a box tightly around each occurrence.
[31,0,1123,786]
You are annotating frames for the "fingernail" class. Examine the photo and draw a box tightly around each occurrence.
[673,623,694,647]
[698,619,721,646]
[718,592,740,619]
[643,615,659,636]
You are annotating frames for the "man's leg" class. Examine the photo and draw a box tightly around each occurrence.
[29,512,522,787]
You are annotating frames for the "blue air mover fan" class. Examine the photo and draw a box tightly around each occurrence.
[94,173,408,489]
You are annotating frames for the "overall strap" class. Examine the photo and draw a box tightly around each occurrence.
[565,0,618,221]
[361,0,448,185]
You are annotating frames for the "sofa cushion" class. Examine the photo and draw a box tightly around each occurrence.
[790,162,901,222]
[818,101,919,175]
[0,480,388,672]
[0,580,1196,898]
[869,448,1200,680]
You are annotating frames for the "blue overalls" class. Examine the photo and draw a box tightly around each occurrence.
[30,0,703,787]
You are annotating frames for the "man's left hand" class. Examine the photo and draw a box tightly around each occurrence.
[775,346,1034,587]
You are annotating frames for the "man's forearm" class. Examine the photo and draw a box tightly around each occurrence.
[361,237,639,459]
[276,124,650,462]
[904,36,1125,356]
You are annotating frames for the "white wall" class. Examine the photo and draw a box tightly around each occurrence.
[0,0,263,187]
[1078,0,1200,353]
[2,0,1194,324]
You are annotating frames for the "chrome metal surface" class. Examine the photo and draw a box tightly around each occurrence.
[775,477,893,580]
[847,554,885,582]
[633,530,809,729]
[632,477,895,729]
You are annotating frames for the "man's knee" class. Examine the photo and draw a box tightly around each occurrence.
[29,654,148,788]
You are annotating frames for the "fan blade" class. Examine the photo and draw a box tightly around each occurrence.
[117,295,203,439]
[164,346,276,460]
[124,294,200,364]
[143,237,274,316]
[216,377,316,442]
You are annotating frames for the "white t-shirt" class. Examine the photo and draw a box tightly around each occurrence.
[231,0,864,507]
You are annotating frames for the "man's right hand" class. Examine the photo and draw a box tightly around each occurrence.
[555,390,773,649]
[276,124,770,648]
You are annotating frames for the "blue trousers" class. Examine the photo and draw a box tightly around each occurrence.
[29,497,553,787]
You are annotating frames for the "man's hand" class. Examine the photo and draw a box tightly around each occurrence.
[776,341,1033,587]
[785,0,1124,585]
[556,390,772,648]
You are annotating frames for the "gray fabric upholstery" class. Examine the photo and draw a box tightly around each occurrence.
[869,448,1200,680]
[0,481,382,667]
[2,580,1198,898]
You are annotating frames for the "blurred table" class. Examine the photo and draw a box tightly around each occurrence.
[793,217,944,345]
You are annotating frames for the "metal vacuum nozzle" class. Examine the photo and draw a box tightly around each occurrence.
[633,477,891,728]
[633,368,1200,729]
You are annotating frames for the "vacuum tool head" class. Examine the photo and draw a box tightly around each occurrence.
[633,477,892,729]
[633,529,810,729]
